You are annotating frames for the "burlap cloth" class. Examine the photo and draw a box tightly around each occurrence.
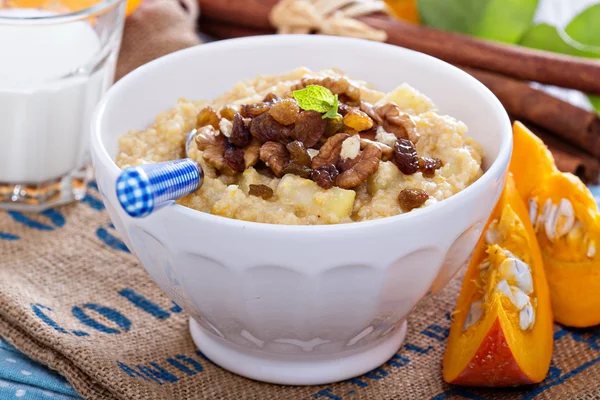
[1,2,600,399]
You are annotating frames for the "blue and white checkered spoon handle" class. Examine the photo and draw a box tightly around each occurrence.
[116,158,203,218]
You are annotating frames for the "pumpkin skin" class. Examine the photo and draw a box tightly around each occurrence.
[443,174,553,386]
[511,121,600,328]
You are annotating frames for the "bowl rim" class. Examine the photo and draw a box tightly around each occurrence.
[92,34,512,232]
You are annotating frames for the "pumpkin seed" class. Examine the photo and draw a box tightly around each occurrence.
[463,300,483,331]
[588,240,596,258]
[519,302,535,330]
[499,252,533,294]
[478,260,491,272]
[485,221,500,245]
[529,197,538,226]
[555,199,575,238]
[543,202,559,241]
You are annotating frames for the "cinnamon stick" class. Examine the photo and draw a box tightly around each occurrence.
[199,17,273,39]
[514,121,600,185]
[459,66,600,159]
[198,0,600,95]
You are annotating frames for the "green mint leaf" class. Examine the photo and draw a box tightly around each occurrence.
[322,94,339,119]
[417,0,538,44]
[293,85,335,113]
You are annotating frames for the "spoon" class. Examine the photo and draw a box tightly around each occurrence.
[116,129,204,218]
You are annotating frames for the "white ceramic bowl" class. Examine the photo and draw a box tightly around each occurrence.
[91,35,511,386]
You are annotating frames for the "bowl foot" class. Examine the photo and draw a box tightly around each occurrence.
[189,318,408,385]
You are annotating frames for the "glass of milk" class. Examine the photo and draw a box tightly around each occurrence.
[0,0,126,211]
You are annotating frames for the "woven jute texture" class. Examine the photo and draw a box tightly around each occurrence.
[1,2,600,398]
[1,198,600,400]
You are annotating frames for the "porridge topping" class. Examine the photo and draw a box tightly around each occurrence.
[398,188,430,212]
[248,184,274,199]
[392,138,420,175]
[116,68,484,225]
[195,81,442,191]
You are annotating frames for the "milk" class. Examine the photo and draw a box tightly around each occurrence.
[0,9,116,184]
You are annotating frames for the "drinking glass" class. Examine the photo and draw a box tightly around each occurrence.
[0,0,126,211]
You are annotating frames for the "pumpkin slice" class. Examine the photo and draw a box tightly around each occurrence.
[511,121,600,327]
[443,174,553,386]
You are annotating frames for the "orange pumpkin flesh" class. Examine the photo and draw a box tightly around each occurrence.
[511,121,600,328]
[443,174,554,386]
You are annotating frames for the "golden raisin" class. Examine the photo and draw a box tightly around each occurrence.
[219,106,237,121]
[269,99,300,125]
[398,188,429,212]
[343,109,373,132]
[249,184,274,199]
[241,102,272,118]
[196,106,220,130]
[263,93,281,103]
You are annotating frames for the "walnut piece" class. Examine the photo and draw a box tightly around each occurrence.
[336,143,382,189]
[195,125,238,176]
[360,101,383,125]
[259,141,289,178]
[375,103,419,142]
[360,138,393,162]
[311,133,350,169]
[244,139,261,168]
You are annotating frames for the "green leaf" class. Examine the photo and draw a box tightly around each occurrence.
[417,0,538,44]
[565,4,600,47]
[293,85,336,113]
[519,5,600,114]
[322,94,339,119]
[520,23,599,58]
[588,95,600,115]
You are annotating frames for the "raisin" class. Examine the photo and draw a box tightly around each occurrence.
[291,110,327,147]
[392,138,419,175]
[281,163,312,179]
[196,106,220,130]
[219,106,237,121]
[325,114,344,137]
[343,109,373,131]
[269,98,300,125]
[263,93,280,103]
[312,164,339,189]
[419,156,443,178]
[241,102,272,118]
[250,112,291,143]
[398,188,429,212]
[230,113,252,148]
[223,145,245,173]
[249,184,273,199]
[337,103,352,116]
[286,140,311,167]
